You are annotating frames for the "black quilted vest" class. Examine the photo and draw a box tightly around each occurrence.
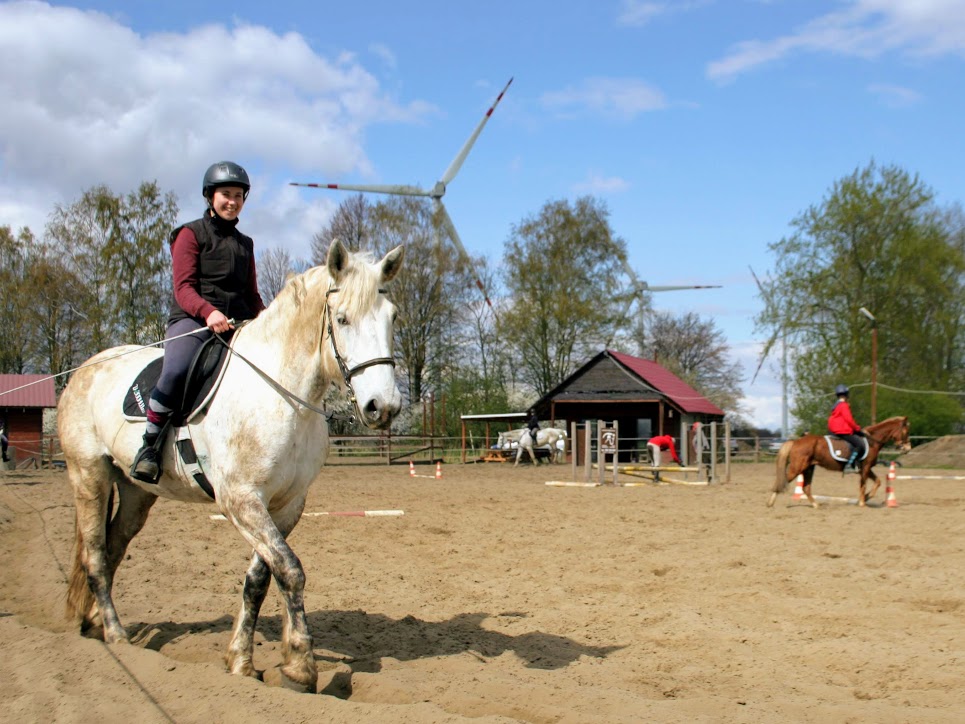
[168,213,258,325]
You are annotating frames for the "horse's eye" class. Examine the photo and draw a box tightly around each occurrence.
[336,314,349,326]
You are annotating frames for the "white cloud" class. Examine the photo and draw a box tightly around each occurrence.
[707,0,965,81]
[867,82,923,107]
[617,1,668,26]
[617,0,712,27]
[0,1,435,254]
[572,171,631,194]
[369,42,398,70]
[540,77,668,120]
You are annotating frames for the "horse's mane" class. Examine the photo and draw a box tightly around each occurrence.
[261,250,382,325]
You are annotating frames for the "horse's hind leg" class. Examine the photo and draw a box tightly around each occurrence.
[66,457,153,643]
[225,495,316,691]
[859,470,879,506]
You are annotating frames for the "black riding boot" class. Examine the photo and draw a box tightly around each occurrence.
[131,432,161,483]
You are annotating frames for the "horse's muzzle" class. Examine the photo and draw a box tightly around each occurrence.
[359,396,401,430]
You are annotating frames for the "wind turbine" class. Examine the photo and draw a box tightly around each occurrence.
[749,266,789,437]
[290,78,514,316]
[618,254,722,332]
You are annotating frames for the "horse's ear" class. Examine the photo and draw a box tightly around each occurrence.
[380,245,404,284]
[327,238,350,281]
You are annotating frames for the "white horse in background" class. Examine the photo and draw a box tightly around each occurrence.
[515,427,567,466]
[58,239,403,692]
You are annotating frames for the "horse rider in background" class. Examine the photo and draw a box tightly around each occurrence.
[526,409,540,443]
[828,384,865,469]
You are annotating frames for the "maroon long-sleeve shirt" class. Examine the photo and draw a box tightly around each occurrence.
[171,226,265,321]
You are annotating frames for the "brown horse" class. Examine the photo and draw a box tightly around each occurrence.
[767,416,911,508]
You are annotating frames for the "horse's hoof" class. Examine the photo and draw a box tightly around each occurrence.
[766,492,777,508]
[225,655,259,679]
[811,502,820,509]
[264,663,317,693]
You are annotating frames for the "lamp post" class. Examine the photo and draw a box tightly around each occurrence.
[859,307,877,424]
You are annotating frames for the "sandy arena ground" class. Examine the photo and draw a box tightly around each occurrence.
[1,458,963,723]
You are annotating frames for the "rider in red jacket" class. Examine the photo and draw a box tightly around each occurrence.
[828,384,864,468]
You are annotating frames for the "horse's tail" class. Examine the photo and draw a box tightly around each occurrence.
[65,486,112,626]
[767,440,795,507]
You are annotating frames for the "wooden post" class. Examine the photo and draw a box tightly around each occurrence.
[584,421,593,483]
[571,420,578,481]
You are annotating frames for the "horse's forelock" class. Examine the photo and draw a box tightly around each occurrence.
[329,252,381,319]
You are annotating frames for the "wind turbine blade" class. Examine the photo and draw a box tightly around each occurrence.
[749,265,764,291]
[439,77,513,187]
[647,284,722,292]
[618,254,640,285]
[750,331,780,384]
[289,182,430,197]
[435,201,496,315]
[618,294,636,325]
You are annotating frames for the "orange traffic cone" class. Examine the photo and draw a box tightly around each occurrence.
[435,461,443,479]
[791,474,805,501]
[409,460,416,477]
[886,461,899,507]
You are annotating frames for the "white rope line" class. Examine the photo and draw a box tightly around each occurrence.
[0,323,228,400]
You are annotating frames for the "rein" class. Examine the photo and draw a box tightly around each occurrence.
[214,285,395,424]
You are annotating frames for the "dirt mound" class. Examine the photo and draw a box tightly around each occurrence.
[902,434,965,468]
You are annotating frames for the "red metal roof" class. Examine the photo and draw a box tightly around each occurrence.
[606,350,725,416]
[0,374,58,408]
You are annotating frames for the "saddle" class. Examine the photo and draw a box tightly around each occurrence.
[122,334,234,499]
[123,334,231,425]
[823,435,869,463]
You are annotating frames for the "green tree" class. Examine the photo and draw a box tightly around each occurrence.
[501,196,628,396]
[755,162,965,434]
[0,226,37,373]
[45,187,118,352]
[107,182,178,345]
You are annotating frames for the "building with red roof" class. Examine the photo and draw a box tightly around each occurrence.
[531,349,725,465]
[0,374,58,467]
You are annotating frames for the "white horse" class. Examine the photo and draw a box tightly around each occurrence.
[496,428,524,449]
[59,239,403,692]
[515,427,567,466]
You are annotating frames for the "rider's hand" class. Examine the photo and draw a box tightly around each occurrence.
[205,309,234,334]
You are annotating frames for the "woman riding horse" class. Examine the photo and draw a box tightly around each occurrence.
[60,239,404,692]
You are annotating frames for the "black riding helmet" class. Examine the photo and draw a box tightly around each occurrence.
[835,384,850,397]
[202,161,250,201]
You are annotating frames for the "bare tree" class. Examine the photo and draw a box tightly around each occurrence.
[639,310,746,417]
[311,194,372,263]
[257,247,309,305]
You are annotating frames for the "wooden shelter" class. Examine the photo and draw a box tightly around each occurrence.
[531,350,725,465]
[0,374,58,467]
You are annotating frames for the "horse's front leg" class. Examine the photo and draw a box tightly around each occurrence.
[225,551,271,678]
[224,494,315,692]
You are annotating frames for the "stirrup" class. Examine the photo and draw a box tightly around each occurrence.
[130,446,160,484]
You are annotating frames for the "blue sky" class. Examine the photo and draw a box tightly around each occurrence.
[2,0,964,431]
